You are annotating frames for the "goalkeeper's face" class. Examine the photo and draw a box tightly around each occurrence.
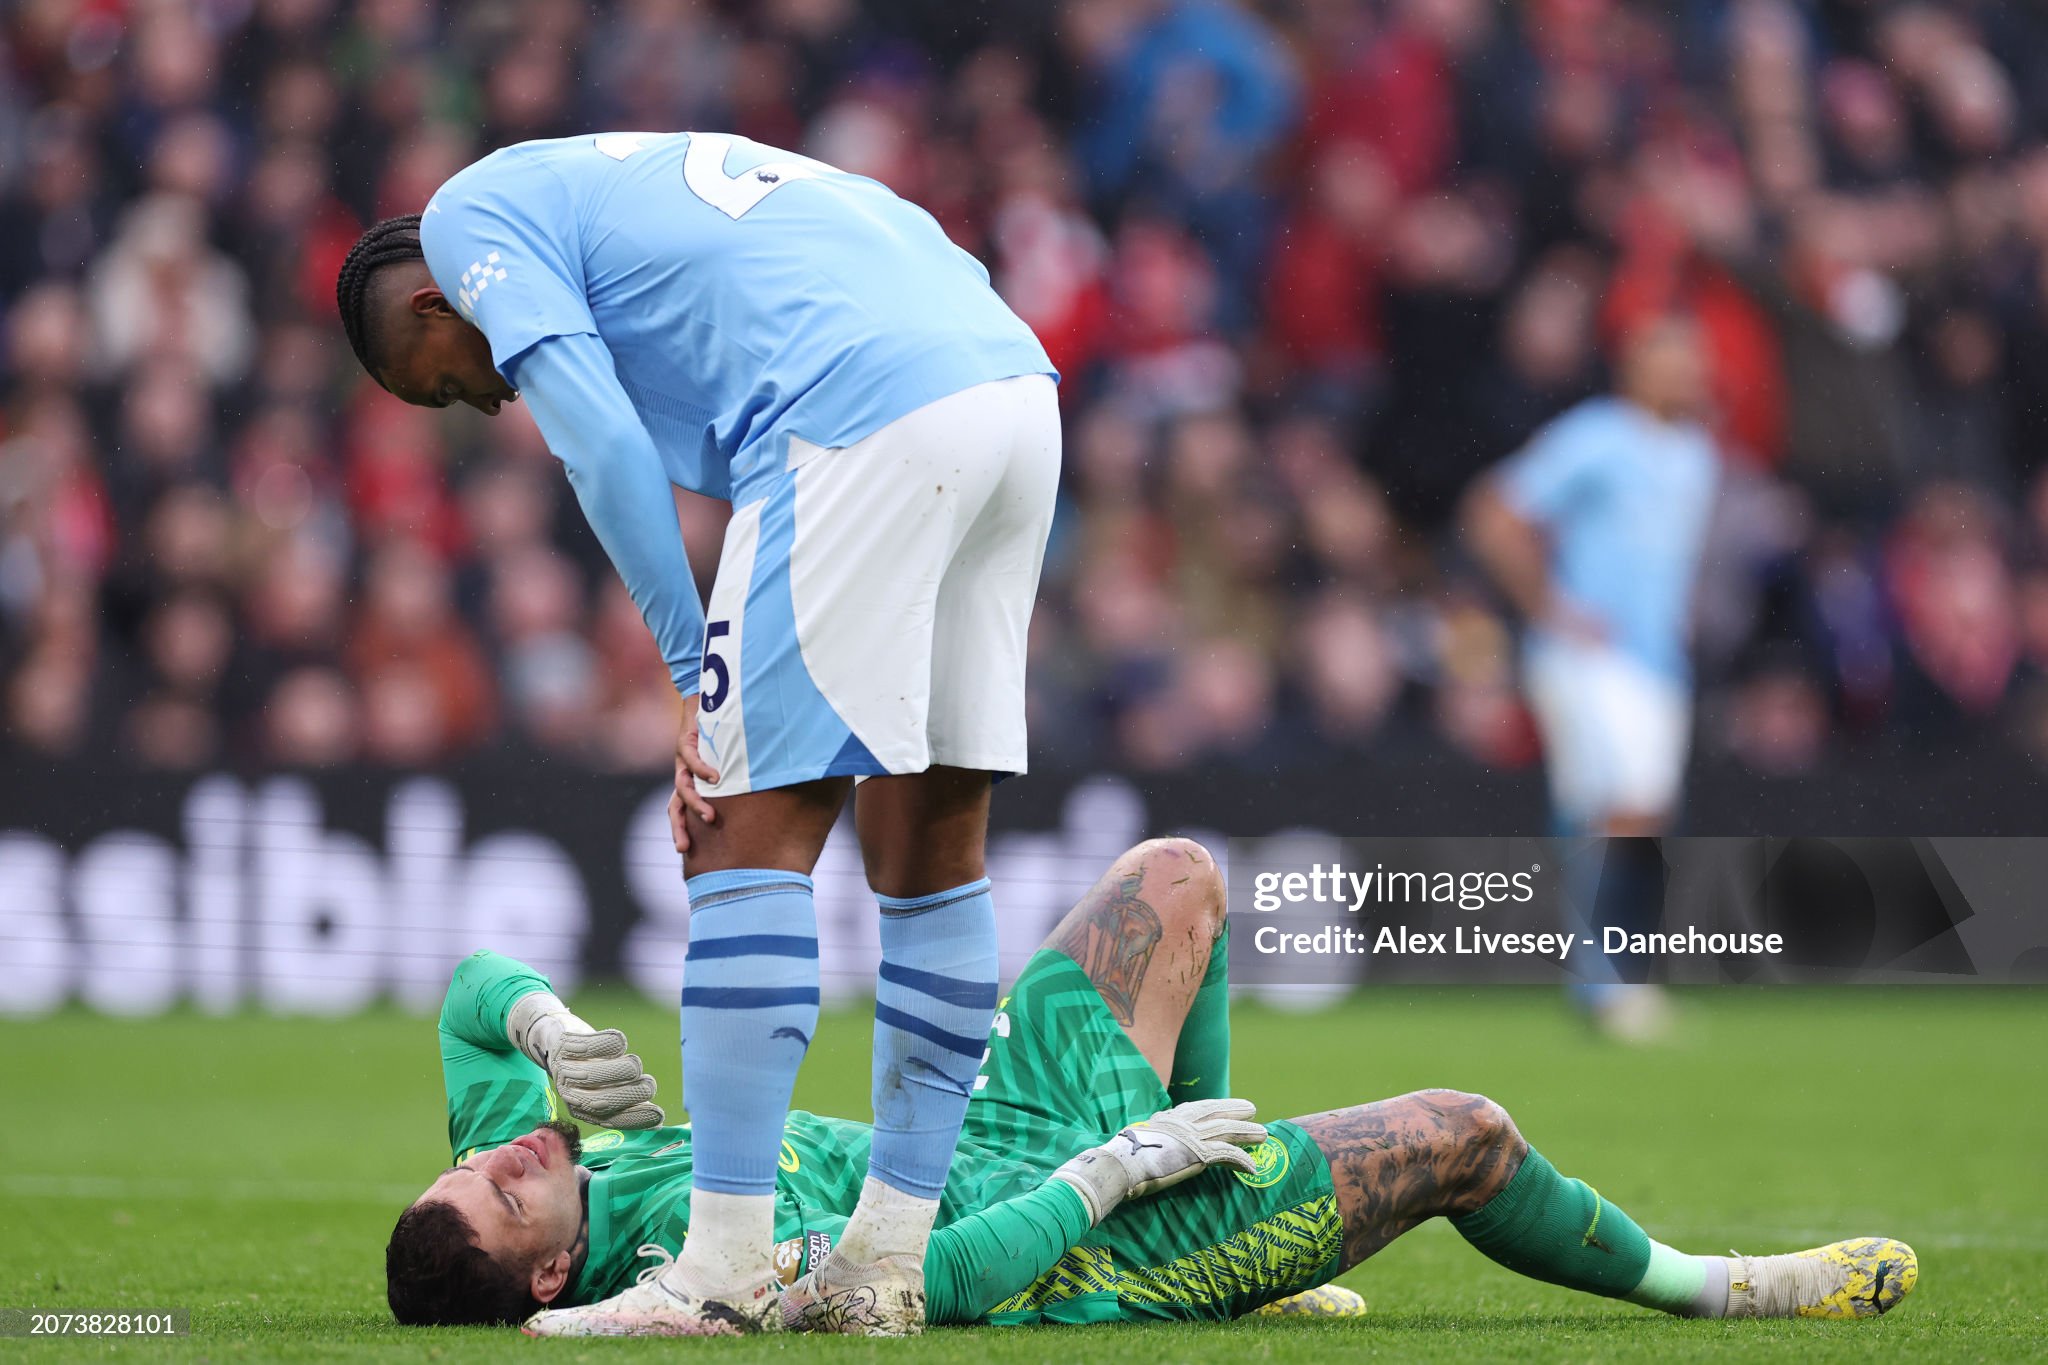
[415,1122,586,1296]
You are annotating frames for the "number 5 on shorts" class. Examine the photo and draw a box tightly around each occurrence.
[702,620,732,712]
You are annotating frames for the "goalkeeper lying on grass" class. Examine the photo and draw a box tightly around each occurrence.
[388,837,1917,1335]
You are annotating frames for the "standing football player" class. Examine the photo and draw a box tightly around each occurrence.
[1462,319,1719,1041]
[335,131,1060,1336]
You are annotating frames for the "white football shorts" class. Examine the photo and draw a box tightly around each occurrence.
[1524,634,1692,827]
[695,373,1060,796]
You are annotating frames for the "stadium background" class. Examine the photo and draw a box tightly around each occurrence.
[9,0,2048,794]
[2,4,2045,1358]
[7,0,2048,1001]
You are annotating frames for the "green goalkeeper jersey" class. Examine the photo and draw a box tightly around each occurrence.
[438,949,1344,1325]
[438,951,1091,1321]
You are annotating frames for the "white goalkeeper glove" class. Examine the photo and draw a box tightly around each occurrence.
[506,991,665,1129]
[1050,1098,1267,1224]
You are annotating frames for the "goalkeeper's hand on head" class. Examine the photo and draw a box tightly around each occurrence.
[1050,1098,1267,1224]
[506,991,665,1129]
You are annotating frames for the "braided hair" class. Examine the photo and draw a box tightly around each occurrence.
[336,214,425,379]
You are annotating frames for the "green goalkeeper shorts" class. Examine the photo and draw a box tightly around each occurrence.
[962,949,1344,1324]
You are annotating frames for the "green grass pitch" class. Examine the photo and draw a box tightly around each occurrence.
[5,987,2044,1362]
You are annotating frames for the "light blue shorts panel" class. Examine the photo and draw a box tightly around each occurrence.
[694,375,1060,796]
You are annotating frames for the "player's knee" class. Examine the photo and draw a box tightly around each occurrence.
[1408,1090,1524,1214]
[1134,836,1226,938]
[1422,1089,1522,1159]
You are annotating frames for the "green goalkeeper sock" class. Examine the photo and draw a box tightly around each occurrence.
[1451,1149,1650,1297]
[1451,1149,1729,1316]
[1169,924,1230,1100]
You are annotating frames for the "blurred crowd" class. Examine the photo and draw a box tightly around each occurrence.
[8,0,2048,779]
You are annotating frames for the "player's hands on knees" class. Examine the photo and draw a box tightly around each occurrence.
[507,991,665,1129]
[668,692,720,854]
[1051,1098,1267,1223]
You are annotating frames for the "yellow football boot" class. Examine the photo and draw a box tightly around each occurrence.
[1253,1283,1368,1318]
[1727,1237,1917,1319]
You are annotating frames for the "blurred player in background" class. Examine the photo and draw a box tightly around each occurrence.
[335,130,1060,1335]
[389,838,1916,1334]
[1463,320,1721,1040]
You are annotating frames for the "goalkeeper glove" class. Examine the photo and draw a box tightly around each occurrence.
[1050,1097,1267,1224]
[506,991,665,1129]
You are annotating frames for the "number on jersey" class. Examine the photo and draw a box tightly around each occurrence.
[592,131,840,221]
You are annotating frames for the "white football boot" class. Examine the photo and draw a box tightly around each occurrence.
[782,1252,925,1336]
[523,1254,782,1338]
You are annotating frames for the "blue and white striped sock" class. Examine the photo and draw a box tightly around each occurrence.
[674,868,818,1286]
[866,878,999,1205]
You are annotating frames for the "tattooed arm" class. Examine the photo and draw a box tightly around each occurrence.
[1296,1090,1528,1271]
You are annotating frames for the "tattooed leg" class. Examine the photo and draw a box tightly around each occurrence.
[1047,838,1224,1085]
[1301,1093,1789,1317]
[1296,1090,1527,1271]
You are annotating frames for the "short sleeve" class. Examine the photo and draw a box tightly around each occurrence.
[1497,407,1607,524]
[421,151,600,372]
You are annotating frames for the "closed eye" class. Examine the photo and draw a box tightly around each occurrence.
[446,1165,521,1218]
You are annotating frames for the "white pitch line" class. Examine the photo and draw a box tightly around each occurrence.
[3,1173,423,1205]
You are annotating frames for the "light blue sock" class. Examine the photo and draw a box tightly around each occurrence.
[868,878,998,1200]
[1556,821,1621,1011]
[681,868,819,1197]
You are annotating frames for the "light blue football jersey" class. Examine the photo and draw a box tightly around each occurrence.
[1498,396,1719,682]
[420,131,1055,503]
